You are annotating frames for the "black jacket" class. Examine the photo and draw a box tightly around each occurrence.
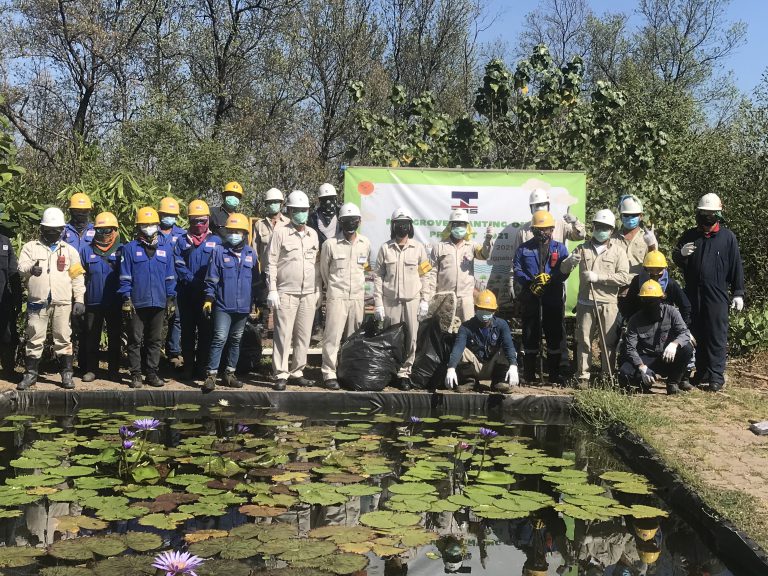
[0,234,21,310]
[619,273,692,326]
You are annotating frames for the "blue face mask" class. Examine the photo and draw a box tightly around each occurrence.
[161,216,176,228]
[226,232,243,246]
[292,210,308,225]
[266,202,282,215]
[621,215,640,230]
[475,310,493,323]
[593,229,611,243]
[451,226,467,240]
[224,195,240,209]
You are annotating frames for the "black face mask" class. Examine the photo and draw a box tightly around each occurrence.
[41,227,63,244]
[341,218,360,234]
[533,228,552,244]
[643,300,662,319]
[392,222,410,239]
[70,211,90,226]
[320,198,336,216]
[697,212,718,227]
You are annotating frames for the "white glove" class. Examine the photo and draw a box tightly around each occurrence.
[485,226,493,240]
[581,270,599,283]
[563,213,577,224]
[505,365,519,386]
[445,367,458,389]
[681,242,696,257]
[731,296,744,311]
[267,291,281,310]
[374,306,385,321]
[564,252,582,267]
[639,365,656,386]
[662,342,678,363]
[643,227,657,248]
[417,299,429,321]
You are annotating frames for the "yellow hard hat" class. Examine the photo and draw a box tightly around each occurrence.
[188,200,210,217]
[638,548,660,564]
[474,289,498,311]
[94,212,118,229]
[634,518,660,541]
[159,197,180,215]
[638,280,664,298]
[531,210,555,229]
[225,212,250,232]
[69,192,93,209]
[223,181,244,196]
[643,250,668,269]
[135,206,160,225]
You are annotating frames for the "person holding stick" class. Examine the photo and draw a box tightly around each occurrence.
[560,209,630,389]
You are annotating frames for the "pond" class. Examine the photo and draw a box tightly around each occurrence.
[0,404,734,576]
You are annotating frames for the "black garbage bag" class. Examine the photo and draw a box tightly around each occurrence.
[411,318,455,390]
[235,320,263,375]
[338,320,406,391]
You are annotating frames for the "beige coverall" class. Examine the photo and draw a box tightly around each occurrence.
[268,224,320,380]
[374,239,433,377]
[430,237,492,321]
[561,239,630,381]
[613,227,649,279]
[252,213,290,270]
[18,240,85,359]
[319,233,371,381]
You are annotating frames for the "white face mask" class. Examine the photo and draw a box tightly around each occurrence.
[140,225,158,236]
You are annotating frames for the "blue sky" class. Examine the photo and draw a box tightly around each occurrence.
[479,0,768,95]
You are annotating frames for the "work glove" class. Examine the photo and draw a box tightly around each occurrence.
[122,298,135,322]
[267,291,281,310]
[731,296,744,312]
[249,306,261,323]
[374,306,385,322]
[485,227,493,240]
[563,213,577,224]
[165,297,176,320]
[639,365,656,386]
[530,273,551,297]
[662,342,678,363]
[505,365,519,386]
[581,270,599,283]
[30,260,43,277]
[445,367,458,390]
[202,299,213,320]
[72,302,85,317]
[563,252,582,268]
[643,225,657,248]
[681,242,696,257]
[417,299,430,322]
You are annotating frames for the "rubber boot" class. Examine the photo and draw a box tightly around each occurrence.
[523,354,537,385]
[18,357,39,391]
[59,355,75,390]
[547,353,562,386]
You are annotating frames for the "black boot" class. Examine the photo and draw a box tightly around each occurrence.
[18,357,39,390]
[202,374,217,393]
[222,371,243,389]
[129,373,143,389]
[523,354,538,385]
[59,355,75,390]
[547,354,562,386]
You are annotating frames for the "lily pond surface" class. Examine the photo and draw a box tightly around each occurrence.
[0,405,733,576]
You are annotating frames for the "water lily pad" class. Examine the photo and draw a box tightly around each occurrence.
[188,537,227,557]
[256,523,297,542]
[387,482,436,496]
[239,504,288,517]
[600,470,647,483]
[319,553,369,574]
[612,482,652,495]
[470,470,515,485]
[278,539,338,562]
[0,546,45,567]
[121,484,172,499]
[40,567,93,576]
[428,499,462,513]
[138,512,193,529]
[11,456,60,468]
[92,555,155,576]
[196,559,252,576]
[360,510,420,529]
[165,473,213,486]
[49,488,98,503]
[54,515,109,533]
[627,504,669,519]
[48,538,95,561]
[74,476,122,489]
[50,465,96,477]
[338,542,372,554]
[178,501,228,516]
[87,535,128,556]
[6,475,62,489]
[122,531,163,551]
[308,525,375,544]
[400,528,436,547]
[219,537,258,560]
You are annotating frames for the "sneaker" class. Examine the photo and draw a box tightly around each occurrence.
[274,379,287,391]
[222,372,243,389]
[129,374,143,389]
[82,372,96,383]
[145,374,164,388]
[398,377,412,391]
[202,374,217,393]
[322,379,340,391]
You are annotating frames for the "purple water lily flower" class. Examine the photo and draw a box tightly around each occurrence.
[133,418,161,431]
[409,416,422,424]
[478,427,498,440]
[119,425,136,439]
[235,423,250,434]
[122,440,134,450]
[152,550,205,576]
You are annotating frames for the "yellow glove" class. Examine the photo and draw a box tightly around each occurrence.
[202,300,213,319]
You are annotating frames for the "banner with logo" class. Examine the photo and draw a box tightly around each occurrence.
[344,167,587,310]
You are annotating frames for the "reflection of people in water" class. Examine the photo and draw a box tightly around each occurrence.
[436,534,471,573]
[514,511,572,575]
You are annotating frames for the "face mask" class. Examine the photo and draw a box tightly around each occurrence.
[393,222,410,238]
[533,228,552,243]
[140,225,158,237]
[697,212,718,226]
[160,216,176,228]
[593,229,611,243]
[266,202,282,215]
[224,195,240,209]
[189,218,209,236]
[41,227,63,244]
[320,198,336,216]
[530,203,549,214]
[70,211,90,225]
[341,218,360,234]
[450,226,467,240]
[643,300,662,319]
[621,215,640,230]
[226,233,243,246]
[475,310,493,323]
[291,210,308,225]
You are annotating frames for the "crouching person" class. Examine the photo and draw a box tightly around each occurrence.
[444,290,518,393]
[619,280,694,395]
[18,207,86,390]
[202,213,257,393]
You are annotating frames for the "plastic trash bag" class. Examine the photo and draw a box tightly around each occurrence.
[411,318,454,390]
[338,320,406,391]
[235,319,263,375]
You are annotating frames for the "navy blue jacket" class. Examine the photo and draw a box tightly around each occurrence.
[62,223,95,251]
[448,316,517,368]
[159,225,186,249]
[175,233,221,291]
[79,243,123,307]
[118,240,176,308]
[513,238,569,306]
[204,244,258,314]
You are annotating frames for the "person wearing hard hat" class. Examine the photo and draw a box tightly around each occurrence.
[619,280,693,394]
[374,207,434,390]
[63,192,96,250]
[513,210,570,385]
[614,194,658,316]
[157,196,185,369]
[560,209,630,388]
[673,193,744,391]
[118,207,177,389]
[252,188,289,267]
[174,200,221,380]
[17,207,86,390]
[267,190,320,390]
[429,208,494,322]
[308,183,340,248]
[77,212,123,382]
[202,213,258,392]
[211,181,244,238]
[444,289,518,392]
[319,202,371,390]
[0,206,21,378]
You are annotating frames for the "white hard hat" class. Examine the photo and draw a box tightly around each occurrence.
[529,189,550,205]
[318,183,337,198]
[449,208,469,222]
[265,188,283,202]
[286,190,310,209]
[391,207,413,221]
[618,194,643,214]
[697,193,723,211]
[592,209,616,227]
[338,203,361,218]
[41,207,66,227]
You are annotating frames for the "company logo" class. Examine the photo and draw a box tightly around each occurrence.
[451,191,478,214]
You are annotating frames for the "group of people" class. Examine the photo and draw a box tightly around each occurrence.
[0,181,744,395]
